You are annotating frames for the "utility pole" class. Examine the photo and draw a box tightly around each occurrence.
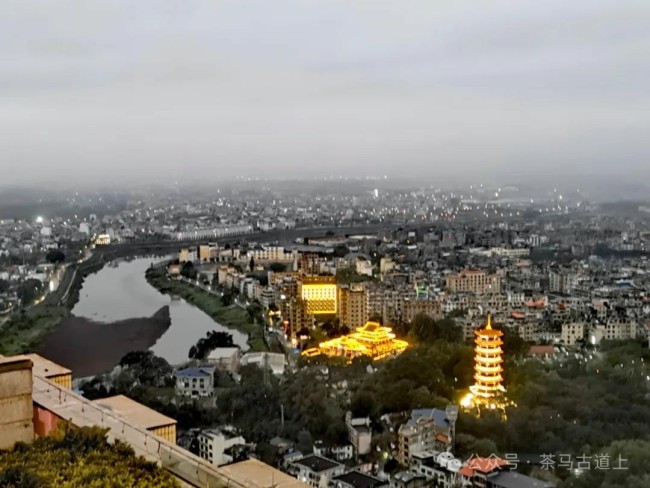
[263,352,270,387]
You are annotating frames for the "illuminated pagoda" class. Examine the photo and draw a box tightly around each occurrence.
[461,315,510,411]
[302,321,408,361]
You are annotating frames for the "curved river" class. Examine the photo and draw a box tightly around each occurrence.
[72,257,248,365]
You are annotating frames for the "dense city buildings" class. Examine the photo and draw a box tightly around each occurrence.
[3,181,650,488]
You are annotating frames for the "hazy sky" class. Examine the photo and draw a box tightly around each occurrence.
[1,0,649,185]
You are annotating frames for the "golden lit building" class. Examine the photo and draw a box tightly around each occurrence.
[462,315,509,411]
[300,276,337,315]
[93,234,111,246]
[302,321,408,361]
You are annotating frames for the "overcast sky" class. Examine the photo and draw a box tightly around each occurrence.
[1,0,649,186]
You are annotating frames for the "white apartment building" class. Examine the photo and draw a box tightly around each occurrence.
[561,322,585,346]
[173,224,253,241]
[604,320,638,341]
[198,428,246,466]
[247,246,296,262]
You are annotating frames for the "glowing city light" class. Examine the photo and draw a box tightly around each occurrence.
[461,315,514,413]
[302,321,408,362]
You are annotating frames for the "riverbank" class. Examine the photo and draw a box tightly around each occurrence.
[0,249,174,356]
[36,306,172,377]
[145,266,269,352]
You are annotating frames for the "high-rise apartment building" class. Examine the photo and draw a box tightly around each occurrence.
[337,283,368,328]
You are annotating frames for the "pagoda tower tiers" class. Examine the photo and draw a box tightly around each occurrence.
[469,315,505,405]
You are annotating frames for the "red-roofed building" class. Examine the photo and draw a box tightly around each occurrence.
[528,345,556,359]
[460,456,511,487]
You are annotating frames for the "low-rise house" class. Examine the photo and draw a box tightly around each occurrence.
[527,345,556,360]
[206,347,241,373]
[198,427,246,466]
[240,352,286,376]
[312,440,354,462]
[287,454,345,488]
[174,366,215,397]
[331,471,388,488]
[390,472,428,488]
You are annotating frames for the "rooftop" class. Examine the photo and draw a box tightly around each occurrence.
[487,471,554,488]
[463,456,510,475]
[25,353,71,378]
[292,455,342,473]
[218,459,307,488]
[174,367,214,378]
[407,408,449,430]
[331,471,386,488]
[528,345,556,356]
[94,395,177,430]
[201,427,242,441]
[207,347,240,359]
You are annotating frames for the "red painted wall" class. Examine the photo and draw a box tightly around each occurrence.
[33,404,63,437]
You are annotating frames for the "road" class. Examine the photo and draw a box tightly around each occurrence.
[98,222,429,258]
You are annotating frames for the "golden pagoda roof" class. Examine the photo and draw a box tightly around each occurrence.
[475,314,503,337]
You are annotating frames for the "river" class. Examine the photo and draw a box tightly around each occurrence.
[72,257,248,365]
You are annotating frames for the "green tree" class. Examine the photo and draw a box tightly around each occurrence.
[180,261,197,279]
[501,327,529,360]
[189,331,235,360]
[333,244,350,258]
[561,439,650,488]
[221,289,235,306]
[45,249,65,264]
[409,314,462,343]
[297,431,314,454]
[17,279,43,305]
[350,390,377,418]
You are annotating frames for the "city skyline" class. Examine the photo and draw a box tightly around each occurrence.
[2,0,650,185]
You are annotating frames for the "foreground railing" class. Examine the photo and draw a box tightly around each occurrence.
[33,376,269,488]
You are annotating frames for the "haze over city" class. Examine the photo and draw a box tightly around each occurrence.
[4,3,650,487]
[2,0,650,186]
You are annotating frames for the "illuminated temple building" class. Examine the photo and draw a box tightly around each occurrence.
[302,321,408,361]
[462,315,510,411]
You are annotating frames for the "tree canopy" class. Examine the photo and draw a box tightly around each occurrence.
[45,249,65,264]
[180,261,197,279]
[0,426,178,487]
[400,314,463,344]
[189,331,235,360]
[17,279,43,305]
